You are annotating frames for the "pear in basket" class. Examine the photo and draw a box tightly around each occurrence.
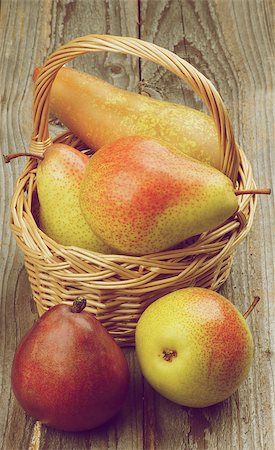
[44,67,222,169]
[79,136,240,255]
[35,143,114,252]
[11,297,130,431]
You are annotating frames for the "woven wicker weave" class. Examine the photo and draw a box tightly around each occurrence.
[10,35,257,346]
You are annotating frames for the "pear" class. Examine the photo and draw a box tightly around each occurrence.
[36,143,114,253]
[46,67,221,169]
[79,136,238,255]
[135,287,254,407]
[11,298,130,431]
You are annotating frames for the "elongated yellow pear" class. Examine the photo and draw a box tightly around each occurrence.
[36,143,113,253]
[47,67,222,169]
[79,136,238,255]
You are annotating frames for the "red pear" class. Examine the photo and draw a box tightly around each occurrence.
[11,298,129,431]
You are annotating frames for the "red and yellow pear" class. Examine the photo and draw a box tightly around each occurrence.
[36,143,113,253]
[135,287,254,407]
[79,136,238,255]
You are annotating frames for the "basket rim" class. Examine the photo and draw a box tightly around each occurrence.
[11,137,256,267]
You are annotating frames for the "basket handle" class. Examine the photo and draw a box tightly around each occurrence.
[32,34,240,182]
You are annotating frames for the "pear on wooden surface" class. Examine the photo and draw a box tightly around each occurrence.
[46,67,221,169]
[135,288,253,407]
[79,136,238,255]
[11,298,130,431]
[36,143,113,253]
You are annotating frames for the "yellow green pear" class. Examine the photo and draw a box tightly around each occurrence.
[36,143,113,253]
[47,67,221,169]
[79,136,238,255]
[135,287,254,407]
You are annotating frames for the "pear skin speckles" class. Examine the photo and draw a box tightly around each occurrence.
[37,143,114,253]
[135,287,253,407]
[49,67,222,169]
[80,136,238,255]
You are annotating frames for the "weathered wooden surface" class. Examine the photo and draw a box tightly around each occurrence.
[1,0,274,449]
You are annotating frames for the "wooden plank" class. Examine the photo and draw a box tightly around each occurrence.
[0,1,141,449]
[0,0,274,449]
[139,0,275,449]
[0,0,44,447]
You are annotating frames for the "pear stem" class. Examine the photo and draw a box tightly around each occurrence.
[71,297,87,313]
[4,152,44,163]
[243,296,260,319]
[234,188,271,196]
[163,349,177,362]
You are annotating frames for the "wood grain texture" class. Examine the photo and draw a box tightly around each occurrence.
[139,1,275,449]
[1,0,274,449]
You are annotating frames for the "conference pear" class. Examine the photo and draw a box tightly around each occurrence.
[135,287,254,407]
[11,297,130,431]
[79,136,239,255]
[46,67,221,169]
[35,143,114,252]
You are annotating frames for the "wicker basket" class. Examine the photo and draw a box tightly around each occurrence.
[10,35,257,346]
